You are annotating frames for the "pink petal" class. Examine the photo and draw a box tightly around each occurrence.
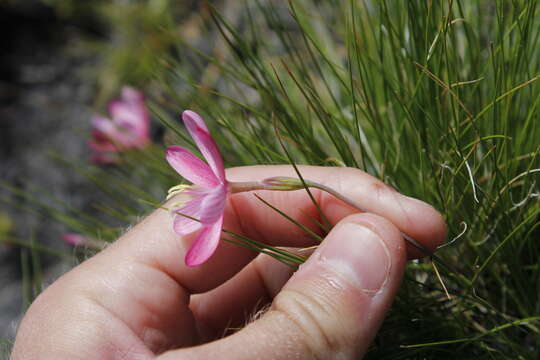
[108,100,137,126]
[62,233,86,246]
[109,91,150,145]
[109,100,149,135]
[199,184,227,224]
[182,111,226,182]
[183,110,209,132]
[172,196,204,236]
[174,215,202,236]
[91,115,116,136]
[185,216,223,266]
[91,115,133,147]
[121,87,144,103]
[89,132,117,152]
[166,146,220,187]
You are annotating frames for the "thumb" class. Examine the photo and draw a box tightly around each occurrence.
[159,213,407,360]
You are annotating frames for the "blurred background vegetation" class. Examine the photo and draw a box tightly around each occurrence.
[1,0,539,358]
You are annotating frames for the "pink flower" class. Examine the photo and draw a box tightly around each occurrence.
[61,233,107,249]
[62,233,87,246]
[89,87,150,163]
[166,110,228,266]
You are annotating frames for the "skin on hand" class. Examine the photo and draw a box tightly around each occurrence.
[11,166,446,360]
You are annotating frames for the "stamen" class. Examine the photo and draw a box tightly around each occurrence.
[167,184,192,200]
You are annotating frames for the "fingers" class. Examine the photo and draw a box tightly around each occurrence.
[227,165,446,258]
[190,254,297,342]
[158,213,407,360]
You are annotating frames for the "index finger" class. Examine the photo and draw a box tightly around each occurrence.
[227,165,446,257]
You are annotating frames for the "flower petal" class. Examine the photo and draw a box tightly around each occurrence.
[184,216,223,266]
[182,110,209,132]
[199,184,227,224]
[109,100,149,140]
[62,233,87,246]
[91,115,116,136]
[172,192,206,235]
[166,146,220,187]
[91,115,135,147]
[174,216,202,236]
[173,209,202,236]
[89,133,116,152]
[182,111,226,182]
[109,87,149,143]
[121,86,144,103]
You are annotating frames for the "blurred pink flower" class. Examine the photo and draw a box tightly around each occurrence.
[62,233,87,246]
[62,233,107,249]
[89,87,150,163]
[166,110,227,266]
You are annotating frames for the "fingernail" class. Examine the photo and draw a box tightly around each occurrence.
[316,223,391,293]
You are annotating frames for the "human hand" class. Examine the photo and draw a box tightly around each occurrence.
[11,166,446,359]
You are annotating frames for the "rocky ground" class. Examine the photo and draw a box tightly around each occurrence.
[0,2,98,345]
